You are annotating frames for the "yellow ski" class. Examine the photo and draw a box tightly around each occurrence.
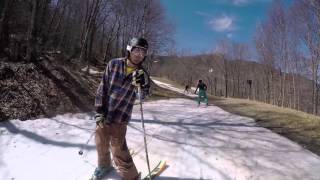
[142,160,167,180]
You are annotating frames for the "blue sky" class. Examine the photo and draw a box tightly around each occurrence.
[160,0,292,55]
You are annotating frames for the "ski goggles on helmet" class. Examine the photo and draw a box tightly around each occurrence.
[131,46,148,56]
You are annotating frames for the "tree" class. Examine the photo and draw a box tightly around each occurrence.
[291,0,320,114]
[0,0,12,53]
[26,0,40,61]
[214,39,232,98]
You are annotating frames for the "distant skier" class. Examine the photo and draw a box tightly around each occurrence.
[92,37,150,180]
[194,80,208,106]
[184,84,190,94]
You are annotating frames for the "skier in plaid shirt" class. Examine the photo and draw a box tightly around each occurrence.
[91,37,150,180]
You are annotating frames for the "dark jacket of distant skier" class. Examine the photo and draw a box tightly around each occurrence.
[194,80,208,106]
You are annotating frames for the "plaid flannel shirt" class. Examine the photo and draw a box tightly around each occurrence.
[95,58,137,124]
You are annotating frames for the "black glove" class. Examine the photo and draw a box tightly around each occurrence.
[132,69,150,98]
[132,69,148,87]
[95,113,107,128]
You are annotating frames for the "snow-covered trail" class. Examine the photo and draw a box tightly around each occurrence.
[129,99,320,180]
[1,81,320,180]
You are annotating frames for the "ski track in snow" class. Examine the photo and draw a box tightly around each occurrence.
[1,80,320,180]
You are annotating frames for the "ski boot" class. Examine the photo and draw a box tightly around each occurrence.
[90,166,113,180]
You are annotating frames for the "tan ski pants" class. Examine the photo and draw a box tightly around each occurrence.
[95,122,139,180]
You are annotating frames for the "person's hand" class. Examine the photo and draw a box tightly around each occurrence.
[95,113,106,128]
[132,69,146,87]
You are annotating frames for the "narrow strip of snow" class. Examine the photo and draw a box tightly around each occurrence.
[152,79,197,97]
[81,66,103,75]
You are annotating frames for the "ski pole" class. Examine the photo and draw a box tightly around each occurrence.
[78,129,95,156]
[137,86,152,180]
[78,117,96,156]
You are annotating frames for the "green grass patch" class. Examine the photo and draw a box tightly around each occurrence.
[210,96,320,156]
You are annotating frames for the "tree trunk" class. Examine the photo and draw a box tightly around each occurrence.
[225,73,228,98]
[58,6,72,50]
[232,72,236,97]
[115,21,121,57]
[86,23,96,75]
[43,0,61,46]
[214,77,217,96]
[237,70,240,97]
[38,0,51,44]
[26,0,39,62]
[0,0,11,52]
[272,74,275,104]
[281,70,286,107]
[103,18,119,63]
[266,70,271,104]
[312,62,318,115]
[79,0,101,62]
[100,25,105,54]
[224,59,228,98]
[298,88,300,111]
[292,72,296,109]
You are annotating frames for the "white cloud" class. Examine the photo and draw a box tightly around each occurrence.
[209,15,234,32]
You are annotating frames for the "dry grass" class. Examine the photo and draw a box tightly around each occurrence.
[210,96,320,156]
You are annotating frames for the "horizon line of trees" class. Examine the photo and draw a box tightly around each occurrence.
[0,0,174,71]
